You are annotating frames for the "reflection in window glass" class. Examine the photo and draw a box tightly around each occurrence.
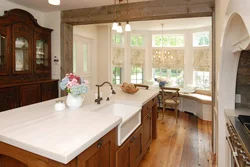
[131,67,143,84]
[131,35,144,47]
[112,34,124,45]
[194,71,210,90]
[83,44,88,73]
[112,67,122,84]
[193,32,210,47]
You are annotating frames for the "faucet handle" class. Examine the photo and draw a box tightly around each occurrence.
[112,89,116,94]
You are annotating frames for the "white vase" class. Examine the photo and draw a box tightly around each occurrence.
[66,93,84,109]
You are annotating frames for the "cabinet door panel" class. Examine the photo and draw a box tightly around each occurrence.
[0,87,19,112]
[0,26,10,76]
[12,23,33,74]
[131,126,143,167]
[142,111,152,153]
[20,84,41,106]
[78,129,115,167]
[41,81,58,101]
[116,139,131,167]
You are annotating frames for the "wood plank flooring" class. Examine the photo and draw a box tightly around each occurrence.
[139,110,215,167]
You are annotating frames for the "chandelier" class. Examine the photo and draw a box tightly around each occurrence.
[48,0,60,5]
[112,0,131,33]
[153,24,173,62]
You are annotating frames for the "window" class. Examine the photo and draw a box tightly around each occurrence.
[152,35,184,47]
[153,68,167,79]
[112,34,124,45]
[131,34,144,47]
[131,67,143,84]
[193,32,210,47]
[153,68,184,87]
[194,71,210,90]
[170,70,184,87]
[112,67,122,84]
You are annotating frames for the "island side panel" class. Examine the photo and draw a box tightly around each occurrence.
[152,96,158,139]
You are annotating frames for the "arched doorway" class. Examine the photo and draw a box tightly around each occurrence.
[218,12,250,167]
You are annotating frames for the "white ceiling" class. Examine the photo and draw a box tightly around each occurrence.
[7,0,149,12]
[129,17,212,31]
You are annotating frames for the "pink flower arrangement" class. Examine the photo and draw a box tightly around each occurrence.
[60,73,88,96]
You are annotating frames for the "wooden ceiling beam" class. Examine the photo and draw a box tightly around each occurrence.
[61,0,214,25]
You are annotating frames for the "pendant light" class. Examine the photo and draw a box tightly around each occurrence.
[125,0,131,32]
[112,0,118,30]
[117,22,123,33]
[48,0,60,5]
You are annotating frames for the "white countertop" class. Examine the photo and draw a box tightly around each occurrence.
[0,86,159,164]
[225,108,250,117]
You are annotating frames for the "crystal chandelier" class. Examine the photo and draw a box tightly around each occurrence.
[48,0,60,5]
[112,0,131,33]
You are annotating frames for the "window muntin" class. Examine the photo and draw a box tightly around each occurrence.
[131,34,144,47]
[112,67,122,84]
[193,32,210,47]
[112,34,124,45]
[131,67,143,84]
[152,34,184,47]
[194,71,210,90]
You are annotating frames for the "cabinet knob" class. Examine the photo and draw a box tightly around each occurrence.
[147,115,151,119]
[97,139,103,148]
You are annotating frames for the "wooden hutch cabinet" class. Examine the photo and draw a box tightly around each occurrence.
[0,9,58,112]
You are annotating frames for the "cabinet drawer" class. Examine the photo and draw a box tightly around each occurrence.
[151,96,158,106]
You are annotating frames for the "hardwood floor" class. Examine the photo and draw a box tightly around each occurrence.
[139,110,215,167]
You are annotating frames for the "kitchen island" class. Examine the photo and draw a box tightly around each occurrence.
[0,86,158,167]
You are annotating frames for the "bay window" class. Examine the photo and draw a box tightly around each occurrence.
[194,71,210,90]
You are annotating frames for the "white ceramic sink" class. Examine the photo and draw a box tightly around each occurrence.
[91,102,141,146]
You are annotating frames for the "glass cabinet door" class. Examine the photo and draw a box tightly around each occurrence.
[35,39,49,72]
[15,37,29,72]
[0,33,8,75]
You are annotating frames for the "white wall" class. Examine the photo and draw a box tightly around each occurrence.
[44,11,61,80]
[97,25,111,84]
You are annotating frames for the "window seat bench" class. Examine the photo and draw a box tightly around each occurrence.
[179,93,212,121]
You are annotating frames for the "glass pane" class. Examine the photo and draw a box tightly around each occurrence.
[113,34,124,45]
[36,39,49,71]
[73,42,76,73]
[0,34,6,66]
[83,44,88,73]
[193,32,210,46]
[15,37,29,71]
[176,36,184,47]
[131,35,143,47]
[169,36,176,46]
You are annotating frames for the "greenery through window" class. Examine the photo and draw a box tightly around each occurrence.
[193,32,209,46]
[131,35,144,47]
[112,67,122,84]
[153,68,184,87]
[152,35,184,47]
[131,67,143,84]
[112,34,124,45]
[194,71,210,90]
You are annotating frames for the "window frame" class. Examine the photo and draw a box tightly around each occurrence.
[131,67,144,84]
[112,33,124,46]
[130,34,145,47]
[193,71,210,90]
[152,34,185,48]
[192,31,210,47]
[112,67,122,85]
